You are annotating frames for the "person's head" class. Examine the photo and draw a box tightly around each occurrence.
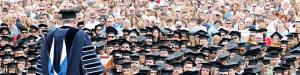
[212,34,221,45]
[94,24,103,35]
[183,61,194,72]
[130,16,139,26]
[120,9,127,17]
[245,17,253,27]
[115,15,123,24]
[295,23,300,33]
[99,17,106,25]
[257,19,266,28]
[224,20,232,28]
[238,21,245,30]
[63,18,76,27]
[106,17,115,27]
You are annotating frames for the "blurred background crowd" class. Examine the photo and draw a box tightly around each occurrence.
[1,0,300,75]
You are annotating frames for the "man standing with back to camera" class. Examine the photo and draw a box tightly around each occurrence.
[37,8,104,75]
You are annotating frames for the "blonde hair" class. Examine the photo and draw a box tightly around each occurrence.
[3,13,15,23]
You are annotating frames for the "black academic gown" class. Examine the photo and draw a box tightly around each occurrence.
[37,26,104,75]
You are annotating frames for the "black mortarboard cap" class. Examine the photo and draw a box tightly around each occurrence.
[0,27,9,33]
[110,50,122,57]
[2,54,13,59]
[38,24,48,28]
[199,47,212,54]
[238,42,247,47]
[201,63,212,69]
[228,31,241,37]
[183,57,196,66]
[136,49,150,56]
[155,56,166,62]
[257,28,267,32]
[180,29,190,35]
[273,66,286,73]
[130,54,140,61]
[270,32,283,39]
[197,34,210,39]
[27,51,39,58]
[184,52,196,60]
[212,32,221,37]
[129,29,140,36]
[121,50,134,57]
[28,58,38,65]
[114,58,125,65]
[122,29,130,33]
[161,28,173,34]
[139,29,148,34]
[137,66,151,74]
[1,36,11,41]
[249,28,257,33]
[227,55,243,65]
[172,40,183,46]
[227,43,239,53]
[219,65,229,72]
[248,59,259,66]
[210,45,223,50]
[217,52,230,61]
[27,35,38,41]
[14,56,27,62]
[13,45,27,51]
[149,65,161,71]
[194,30,208,36]
[266,46,283,53]
[219,38,231,46]
[172,62,183,68]
[2,44,13,51]
[195,53,208,60]
[161,69,173,75]
[218,28,229,34]
[280,40,288,44]
[151,26,161,32]
[30,26,39,31]
[181,71,199,75]
[59,9,80,19]
[7,62,17,68]
[122,62,131,69]
[145,54,157,60]
[27,67,37,74]
[158,46,171,51]
[105,26,118,35]
[267,51,280,58]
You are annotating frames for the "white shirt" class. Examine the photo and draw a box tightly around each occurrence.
[85,21,100,29]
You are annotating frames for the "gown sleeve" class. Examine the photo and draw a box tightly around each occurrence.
[80,32,104,75]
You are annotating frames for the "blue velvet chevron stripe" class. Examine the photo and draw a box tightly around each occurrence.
[81,46,104,75]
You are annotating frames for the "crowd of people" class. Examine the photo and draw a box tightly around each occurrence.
[1,0,300,75]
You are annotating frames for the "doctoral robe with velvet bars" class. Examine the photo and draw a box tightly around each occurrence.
[37,26,104,75]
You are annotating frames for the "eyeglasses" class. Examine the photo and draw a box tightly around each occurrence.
[96,28,102,31]
[108,36,115,38]
[2,34,9,36]
[122,46,129,49]
[130,36,136,38]
[21,31,28,34]
[30,31,37,33]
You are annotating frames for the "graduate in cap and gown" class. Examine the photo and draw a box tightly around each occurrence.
[37,9,104,75]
